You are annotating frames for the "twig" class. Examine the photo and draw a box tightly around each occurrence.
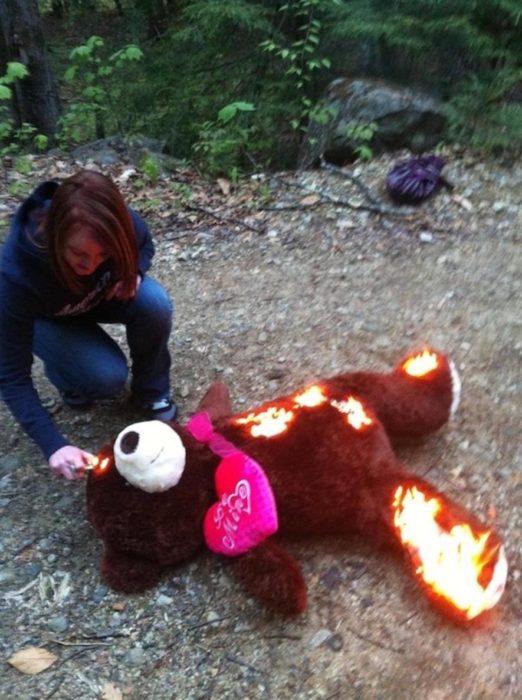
[225,652,265,674]
[80,631,130,640]
[279,174,410,217]
[344,624,404,654]
[161,229,196,241]
[260,202,324,212]
[319,156,386,207]
[188,615,230,630]
[2,575,40,599]
[62,647,93,664]
[48,638,112,647]
[400,611,420,625]
[44,676,65,699]
[185,203,264,234]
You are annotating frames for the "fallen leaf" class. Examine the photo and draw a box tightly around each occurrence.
[17,546,34,562]
[216,178,231,196]
[300,194,321,206]
[7,646,58,675]
[101,681,124,700]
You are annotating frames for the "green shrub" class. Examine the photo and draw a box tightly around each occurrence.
[58,35,143,146]
[193,101,256,178]
[0,63,48,155]
[446,68,522,155]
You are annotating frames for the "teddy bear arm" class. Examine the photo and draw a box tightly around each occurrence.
[229,540,307,615]
[101,545,163,593]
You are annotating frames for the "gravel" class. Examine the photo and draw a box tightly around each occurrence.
[0,150,520,699]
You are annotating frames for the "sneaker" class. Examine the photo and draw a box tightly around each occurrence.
[61,392,93,410]
[147,397,178,422]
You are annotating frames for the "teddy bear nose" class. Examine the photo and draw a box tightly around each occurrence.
[120,430,140,454]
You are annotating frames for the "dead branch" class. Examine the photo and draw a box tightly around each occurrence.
[270,172,415,218]
[185,203,265,234]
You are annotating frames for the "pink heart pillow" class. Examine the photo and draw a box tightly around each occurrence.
[204,453,278,556]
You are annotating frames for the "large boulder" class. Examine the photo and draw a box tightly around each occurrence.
[298,78,447,168]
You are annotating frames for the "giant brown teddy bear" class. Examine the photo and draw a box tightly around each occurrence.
[86,349,507,622]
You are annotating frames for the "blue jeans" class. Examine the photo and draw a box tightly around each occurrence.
[33,277,173,405]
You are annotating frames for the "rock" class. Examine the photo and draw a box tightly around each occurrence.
[320,565,343,591]
[0,454,21,475]
[326,633,344,652]
[123,647,147,666]
[298,77,446,168]
[92,585,108,603]
[47,615,69,633]
[71,137,126,165]
[309,628,332,648]
[156,594,174,606]
[0,567,16,585]
[25,562,42,578]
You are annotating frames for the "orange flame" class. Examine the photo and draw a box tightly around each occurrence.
[402,350,439,377]
[294,384,327,408]
[235,406,295,438]
[331,396,373,430]
[89,456,111,475]
[392,485,507,619]
[97,457,110,472]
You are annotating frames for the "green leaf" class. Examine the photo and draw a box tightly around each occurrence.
[124,45,144,61]
[110,45,144,63]
[0,85,12,100]
[218,101,255,123]
[34,134,49,151]
[6,62,29,82]
[86,35,104,50]
[70,45,91,60]
[64,66,77,82]
[83,86,105,101]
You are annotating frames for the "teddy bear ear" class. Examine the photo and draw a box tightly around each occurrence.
[114,420,186,493]
[196,382,233,422]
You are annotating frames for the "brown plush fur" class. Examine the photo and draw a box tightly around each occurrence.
[87,350,480,616]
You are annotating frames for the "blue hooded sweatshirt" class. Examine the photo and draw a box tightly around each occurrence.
[0,181,155,459]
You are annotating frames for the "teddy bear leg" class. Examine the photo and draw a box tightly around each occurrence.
[101,546,162,593]
[230,541,307,615]
[385,350,461,441]
[328,350,460,443]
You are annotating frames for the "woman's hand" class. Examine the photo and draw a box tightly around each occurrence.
[106,274,142,301]
[49,445,96,480]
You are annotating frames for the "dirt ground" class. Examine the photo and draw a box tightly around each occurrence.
[0,151,520,699]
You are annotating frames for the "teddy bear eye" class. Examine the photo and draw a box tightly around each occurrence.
[120,430,140,454]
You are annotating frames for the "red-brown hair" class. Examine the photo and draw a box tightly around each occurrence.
[44,170,139,295]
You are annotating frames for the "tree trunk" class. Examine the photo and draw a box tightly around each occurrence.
[0,0,60,139]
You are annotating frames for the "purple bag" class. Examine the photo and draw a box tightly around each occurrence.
[386,155,452,204]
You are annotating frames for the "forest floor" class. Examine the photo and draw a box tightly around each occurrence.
[0,148,520,699]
